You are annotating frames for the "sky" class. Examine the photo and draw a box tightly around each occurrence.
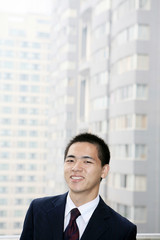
[0,0,53,14]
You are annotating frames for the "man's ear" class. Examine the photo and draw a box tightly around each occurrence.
[101,164,110,179]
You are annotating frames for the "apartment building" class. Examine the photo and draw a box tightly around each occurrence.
[46,0,79,195]
[0,12,50,235]
[49,0,160,233]
[108,0,160,233]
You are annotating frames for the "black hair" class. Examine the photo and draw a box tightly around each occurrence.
[64,132,110,166]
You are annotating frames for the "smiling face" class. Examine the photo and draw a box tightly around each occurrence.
[64,142,109,203]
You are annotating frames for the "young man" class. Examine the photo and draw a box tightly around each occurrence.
[20,132,137,240]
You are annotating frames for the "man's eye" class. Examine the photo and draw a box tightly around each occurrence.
[65,159,74,162]
[84,160,93,164]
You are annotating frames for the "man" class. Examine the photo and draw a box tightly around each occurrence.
[20,132,137,240]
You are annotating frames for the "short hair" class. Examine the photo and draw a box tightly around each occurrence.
[64,132,110,166]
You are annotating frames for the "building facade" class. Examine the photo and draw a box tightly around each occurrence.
[46,0,79,195]
[0,12,50,235]
[108,0,160,233]
[49,0,160,233]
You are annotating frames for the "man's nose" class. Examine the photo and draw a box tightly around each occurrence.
[72,160,83,171]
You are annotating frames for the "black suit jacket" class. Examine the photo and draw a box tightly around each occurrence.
[20,192,137,240]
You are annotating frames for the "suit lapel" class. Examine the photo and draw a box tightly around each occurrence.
[41,194,111,240]
[81,197,111,240]
[45,193,67,240]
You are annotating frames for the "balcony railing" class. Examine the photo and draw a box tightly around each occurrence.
[137,234,160,239]
[0,234,160,240]
[0,237,19,240]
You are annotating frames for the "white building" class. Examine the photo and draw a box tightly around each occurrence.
[0,12,50,235]
[49,0,160,233]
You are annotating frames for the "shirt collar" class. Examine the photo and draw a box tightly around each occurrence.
[65,193,100,223]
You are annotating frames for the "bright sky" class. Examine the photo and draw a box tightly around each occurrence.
[0,0,53,14]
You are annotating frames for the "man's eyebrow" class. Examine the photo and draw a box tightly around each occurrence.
[82,156,95,160]
[65,155,95,160]
[66,155,76,158]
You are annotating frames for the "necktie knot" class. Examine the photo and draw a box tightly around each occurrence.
[70,208,81,222]
[64,208,81,240]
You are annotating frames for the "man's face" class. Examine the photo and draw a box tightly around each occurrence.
[64,142,109,201]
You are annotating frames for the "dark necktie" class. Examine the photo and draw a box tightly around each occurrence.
[64,208,81,240]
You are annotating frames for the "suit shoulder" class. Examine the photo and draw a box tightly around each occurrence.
[99,198,136,229]
[30,192,67,212]
[106,204,136,229]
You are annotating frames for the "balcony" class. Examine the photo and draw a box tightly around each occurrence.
[0,234,160,240]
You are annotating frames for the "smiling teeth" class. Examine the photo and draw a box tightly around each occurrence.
[71,177,83,180]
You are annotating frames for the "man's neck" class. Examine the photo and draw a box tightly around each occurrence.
[69,191,99,207]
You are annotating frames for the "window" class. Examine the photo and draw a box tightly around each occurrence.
[112,173,146,191]
[137,0,150,10]
[4,72,13,79]
[17,152,26,159]
[10,28,25,37]
[4,61,14,69]
[20,62,29,70]
[0,176,8,181]
[0,223,6,229]
[80,79,86,120]
[0,187,7,193]
[19,96,28,103]
[135,114,147,129]
[15,187,24,193]
[61,8,77,20]
[2,107,12,115]
[93,96,108,110]
[31,75,40,81]
[60,61,76,71]
[14,210,24,217]
[0,199,7,205]
[94,23,109,39]
[137,55,149,70]
[133,206,147,222]
[111,144,147,160]
[32,42,41,49]
[112,54,149,74]
[20,74,29,81]
[110,115,133,130]
[138,24,150,40]
[94,0,111,15]
[112,24,150,48]
[19,108,28,114]
[15,199,23,205]
[135,144,147,159]
[110,114,147,130]
[90,120,107,134]
[135,175,147,191]
[1,95,12,102]
[37,32,50,38]
[30,131,38,137]
[29,142,38,148]
[21,41,29,48]
[117,203,131,219]
[0,152,10,159]
[1,84,12,91]
[14,222,22,229]
[136,84,148,99]
[0,164,9,170]
[113,0,150,22]
[121,174,127,188]
[18,130,27,136]
[81,26,87,58]
[17,141,26,148]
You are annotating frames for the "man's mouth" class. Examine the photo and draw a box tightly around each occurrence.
[71,176,84,180]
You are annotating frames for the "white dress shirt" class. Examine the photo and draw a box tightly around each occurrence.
[64,193,100,239]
